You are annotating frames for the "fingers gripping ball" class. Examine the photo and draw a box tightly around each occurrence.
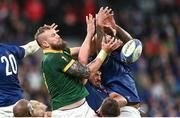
[121,39,142,64]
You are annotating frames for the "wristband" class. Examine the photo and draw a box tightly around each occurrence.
[97,50,108,63]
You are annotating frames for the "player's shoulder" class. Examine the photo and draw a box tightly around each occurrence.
[0,43,23,51]
[43,51,64,63]
[43,48,71,62]
[0,43,25,58]
[0,43,11,49]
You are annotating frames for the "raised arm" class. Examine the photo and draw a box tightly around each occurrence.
[96,7,112,47]
[78,14,95,64]
[87,36,122,73]
[110,24,133,43]
[66,35,122,80]
[97,7,133,43]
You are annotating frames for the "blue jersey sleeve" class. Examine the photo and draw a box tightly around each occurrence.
[9,45,25,60]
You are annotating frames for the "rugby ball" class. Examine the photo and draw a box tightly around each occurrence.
[121,39,142,64]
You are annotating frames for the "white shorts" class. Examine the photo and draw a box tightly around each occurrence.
[0,104,15,117]
[52,101,97,117]
[120,106,141,117]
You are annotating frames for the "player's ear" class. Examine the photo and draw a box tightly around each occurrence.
[42,40,50,48]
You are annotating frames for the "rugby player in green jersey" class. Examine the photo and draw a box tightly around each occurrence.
[34,14,122,117]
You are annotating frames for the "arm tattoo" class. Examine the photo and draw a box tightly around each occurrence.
[87,59,96,65]
[116,26,133,43]
[66,60,90,79]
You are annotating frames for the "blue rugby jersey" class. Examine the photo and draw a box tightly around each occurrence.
[0,44,25,107]
[101,50,140,103]
[85,82,108,111]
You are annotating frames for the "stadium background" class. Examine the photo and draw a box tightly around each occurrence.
[1,0,180,116]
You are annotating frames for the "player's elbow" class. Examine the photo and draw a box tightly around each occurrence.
[78,57,88,65]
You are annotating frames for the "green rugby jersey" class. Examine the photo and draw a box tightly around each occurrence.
[42,48,89,110]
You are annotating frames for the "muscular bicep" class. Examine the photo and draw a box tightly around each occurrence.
[66,60,90,79]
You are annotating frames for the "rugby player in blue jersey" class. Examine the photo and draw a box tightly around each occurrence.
[0,40,40,117]
[79,7,141,117]
[0,24,58,117]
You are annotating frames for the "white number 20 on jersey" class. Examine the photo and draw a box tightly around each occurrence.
[1,54,17,76]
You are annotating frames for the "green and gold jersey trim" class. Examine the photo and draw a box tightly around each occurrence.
[70,48,73,53]
[63,59,75,72]
[43,49,63,54]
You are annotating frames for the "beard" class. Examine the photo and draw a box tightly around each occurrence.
[51,41,67,50]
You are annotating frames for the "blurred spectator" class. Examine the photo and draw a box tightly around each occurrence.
[24,0,44,22]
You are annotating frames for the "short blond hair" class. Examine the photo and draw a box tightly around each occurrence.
[34,25,52,47]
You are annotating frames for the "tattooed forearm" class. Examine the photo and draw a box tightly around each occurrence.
[87,59,96,66]
[115,25,133,43]
[86,58,102,74]
[96,26,104,41]
[66,61,90,79]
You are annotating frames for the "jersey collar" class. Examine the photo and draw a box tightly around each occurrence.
[43,49,63,53]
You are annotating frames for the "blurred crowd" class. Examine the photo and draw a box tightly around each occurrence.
[1,0,180,117]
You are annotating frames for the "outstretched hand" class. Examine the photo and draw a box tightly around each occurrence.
[96,7,117,35]
[101,35,123,53]
[96,7,113,27]
[86,14,95,36]
[43,23,59,33]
